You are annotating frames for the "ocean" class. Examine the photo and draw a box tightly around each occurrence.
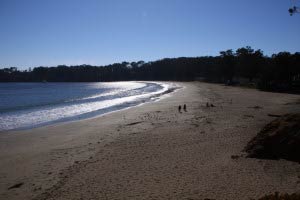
[0,82,177,131]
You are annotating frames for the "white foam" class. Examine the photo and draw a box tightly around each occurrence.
[0,82,173,131]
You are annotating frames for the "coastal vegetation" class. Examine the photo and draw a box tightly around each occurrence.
[1,46,300,92]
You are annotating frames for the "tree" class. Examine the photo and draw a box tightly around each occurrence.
[219,49,236,82]
[236,46,263,82]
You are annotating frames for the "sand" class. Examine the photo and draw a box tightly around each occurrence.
[0,82,300,200]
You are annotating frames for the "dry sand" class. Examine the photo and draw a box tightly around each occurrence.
[0,82,300,200]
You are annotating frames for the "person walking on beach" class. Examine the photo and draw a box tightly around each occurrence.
[183,104,187,112]
[178,105,182,113]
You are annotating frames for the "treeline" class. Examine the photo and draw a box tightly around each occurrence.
[1,46,300,92]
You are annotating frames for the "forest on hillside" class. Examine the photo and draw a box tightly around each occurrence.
[1,46,300,92]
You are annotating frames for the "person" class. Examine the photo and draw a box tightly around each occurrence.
[178,105,181,112]
[183,104,187,112]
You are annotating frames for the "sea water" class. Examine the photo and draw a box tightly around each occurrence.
[0,82,176,131]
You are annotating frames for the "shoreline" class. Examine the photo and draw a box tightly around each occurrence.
[0,81,185,200]
[1,82,300,200]
[0,81,179,132]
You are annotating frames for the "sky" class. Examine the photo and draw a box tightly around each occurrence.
[0,0,300,69]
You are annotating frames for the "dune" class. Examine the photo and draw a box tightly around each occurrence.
[245,113,300,163]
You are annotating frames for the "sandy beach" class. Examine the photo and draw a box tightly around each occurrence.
[1,82,300,200]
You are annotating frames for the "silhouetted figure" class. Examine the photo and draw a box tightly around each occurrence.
[183,104,187,112]
[178,105,181,112]
[206,102,209,107]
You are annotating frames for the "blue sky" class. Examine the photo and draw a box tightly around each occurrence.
[0,0,300,69]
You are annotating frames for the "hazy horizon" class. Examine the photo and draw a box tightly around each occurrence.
[1,0,300,69]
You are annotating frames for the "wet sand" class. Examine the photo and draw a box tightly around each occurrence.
[0,82,300,200]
